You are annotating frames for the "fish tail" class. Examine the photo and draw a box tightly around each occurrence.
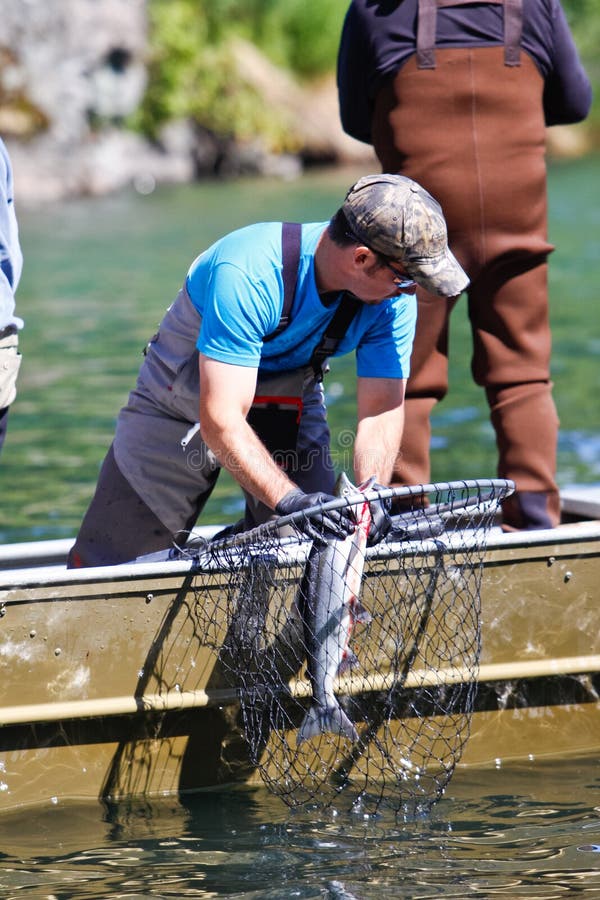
[296,702,359,746]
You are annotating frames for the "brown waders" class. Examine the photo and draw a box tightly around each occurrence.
[371,0,560,529]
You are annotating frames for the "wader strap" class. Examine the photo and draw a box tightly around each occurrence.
[263,221,302,343]
[417,0,521,69]
[261,220,361,380]
[309,293,361,382]
[416,0,438,70]
[503,0,523,66]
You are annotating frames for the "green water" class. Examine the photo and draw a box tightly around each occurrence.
[0,159,599,543]
[0,159,599,893]
[1,758,600,897]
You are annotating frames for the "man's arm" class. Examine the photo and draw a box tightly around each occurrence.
[543,1,592,125]
[337,5,373,144]
[353,376,406,485]
[198,353,295,510]
[0,143,23,328]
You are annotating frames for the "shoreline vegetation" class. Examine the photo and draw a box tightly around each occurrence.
[0,0,597,204]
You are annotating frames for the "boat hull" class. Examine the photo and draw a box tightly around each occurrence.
[0,510,599,810]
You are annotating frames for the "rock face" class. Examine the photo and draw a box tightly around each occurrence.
[1,0,147,142]
[0,0,374,203]
[0,0,178,201]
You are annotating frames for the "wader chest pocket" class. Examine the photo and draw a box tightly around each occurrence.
[247,394,303,460]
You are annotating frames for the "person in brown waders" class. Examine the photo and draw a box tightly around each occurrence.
[337,0,592,529]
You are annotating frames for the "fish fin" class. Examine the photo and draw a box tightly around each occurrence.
[297,703,359,746]
[334,471,355,498]
[357,475,377,492]
[350,598,372,625]
[338,651,359,675]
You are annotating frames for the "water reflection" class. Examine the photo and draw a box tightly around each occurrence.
[0,758,600,897]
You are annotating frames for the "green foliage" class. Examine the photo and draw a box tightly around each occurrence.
[136,0,349,147]
[248,0,349,77]
[563,0,600,61]
[134,2,207,135]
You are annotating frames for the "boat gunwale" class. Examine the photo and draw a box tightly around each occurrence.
[1,517,600,593]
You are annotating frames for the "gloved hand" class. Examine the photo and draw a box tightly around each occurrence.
[367,483,392,546]
[275,488,355,543]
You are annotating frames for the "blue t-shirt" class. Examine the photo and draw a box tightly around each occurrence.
[186,221,416,378]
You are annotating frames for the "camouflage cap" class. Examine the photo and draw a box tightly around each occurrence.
[342,174,469,298]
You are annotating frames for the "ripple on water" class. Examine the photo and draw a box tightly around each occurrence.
[2,761,599,898]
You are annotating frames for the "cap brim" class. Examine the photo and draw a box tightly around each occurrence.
[403,247,469,298]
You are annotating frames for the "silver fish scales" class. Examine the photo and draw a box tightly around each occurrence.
[296,472,375,746]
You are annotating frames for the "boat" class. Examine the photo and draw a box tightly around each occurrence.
[0,481,598,812]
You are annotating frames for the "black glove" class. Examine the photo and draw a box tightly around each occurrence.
[367,483,392,546]
[275,488,355,543]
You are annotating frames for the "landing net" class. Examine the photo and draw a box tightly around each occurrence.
[180,478,513,816]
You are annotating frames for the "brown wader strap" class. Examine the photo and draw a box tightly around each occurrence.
[416,0,438,70]
[503,0,523,66]
[417,0,522,69]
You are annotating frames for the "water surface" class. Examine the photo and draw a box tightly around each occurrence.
[0,158,599,542]
[1,757,600,898]
[0,161,599,897]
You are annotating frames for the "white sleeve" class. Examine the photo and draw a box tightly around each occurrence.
[0,139,24,330]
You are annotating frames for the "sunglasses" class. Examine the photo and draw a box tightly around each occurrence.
[381,259,416,290]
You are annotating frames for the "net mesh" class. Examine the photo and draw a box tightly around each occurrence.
[173,478,512,816]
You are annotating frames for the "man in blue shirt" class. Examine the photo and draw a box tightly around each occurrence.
[0,137,24,456]
[68,174,468,568]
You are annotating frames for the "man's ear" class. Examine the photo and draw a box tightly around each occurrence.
[353,244,372,268]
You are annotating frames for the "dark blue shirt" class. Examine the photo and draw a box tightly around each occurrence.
[338,0,592,143]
